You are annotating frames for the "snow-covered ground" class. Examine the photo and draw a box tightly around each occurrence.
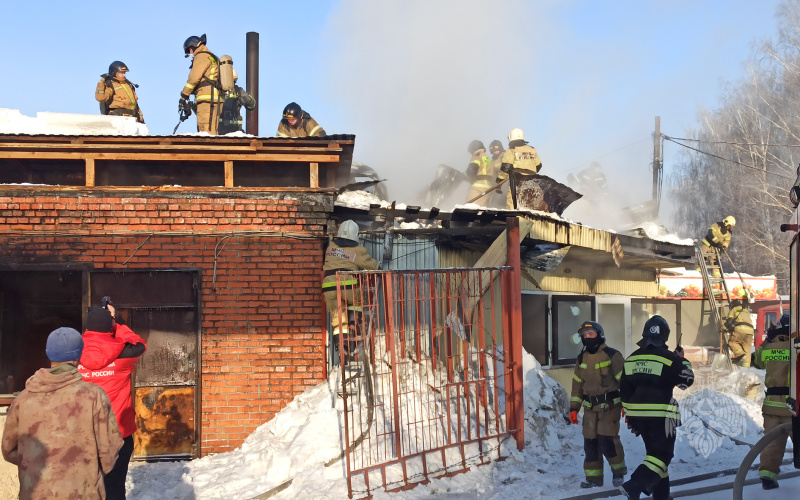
[0,349,793,500]
[90,352,790,500]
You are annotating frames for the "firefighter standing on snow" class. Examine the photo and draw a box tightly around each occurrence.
[699,216,735,277]
[96,61,145,123]
[569,321,627,488]
[277,102,326,138]
[723,297,755,367]
[619,316,694,500]
[497,128,542,209]
[322,220,378,338]
[753,313,794,490]
[180,34,222,135]
[464,140,495,206]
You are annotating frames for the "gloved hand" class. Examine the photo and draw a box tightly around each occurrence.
[569,410,579,425]
[179,95,190,112]
[500,163,514,174]
[495,177,504,184]
[627,421,640,436]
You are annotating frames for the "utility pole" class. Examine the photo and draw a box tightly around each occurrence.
[652,116,663,218]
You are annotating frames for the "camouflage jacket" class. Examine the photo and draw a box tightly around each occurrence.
[2,364,123,500]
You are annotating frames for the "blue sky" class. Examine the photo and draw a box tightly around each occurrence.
[0,0,784,214]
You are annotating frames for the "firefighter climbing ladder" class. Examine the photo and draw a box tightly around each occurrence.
[695,245,734,369]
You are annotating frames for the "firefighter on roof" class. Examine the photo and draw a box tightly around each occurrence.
[464,140,495,206]
[569,321,627,488]
[753,313,794,490]
[277,102,326,138]
[620,316,694,500]
[322,220,378,340]
[575,162,609,195]
[488,139,506,207]
[180,34,222,135]
[218,69,256,135]
[96,61,144,123]
[699,216,735,277]
[723,296,755,367]
[497,128,542,209]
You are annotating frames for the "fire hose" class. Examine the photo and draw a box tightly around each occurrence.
[733,422,793,500]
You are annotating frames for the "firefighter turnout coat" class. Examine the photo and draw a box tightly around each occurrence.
[620,344,694,498]
[570,344,627,483]
[181,44,221,134]
[277,112,326,138]
[466,149,494,204]
[753,333,793,481]
[702,222,731,249]
[724,305,754,363]
[322,238,378,334]
[96,77,144,123]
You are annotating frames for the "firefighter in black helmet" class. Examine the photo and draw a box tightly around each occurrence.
[277,102,326,137]
[569,321,627,488]
[218,69,256,135]
[95,61,144,123]
[179,34,222,134]
[619,316,694,500]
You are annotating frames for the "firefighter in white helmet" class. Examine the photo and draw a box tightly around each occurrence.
[496,128,542,209]
[322,220,378,339]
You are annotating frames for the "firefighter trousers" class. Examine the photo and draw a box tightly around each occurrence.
[728,331,753,366]
[323,288,361,335]
[759,413,793,481]
[467,184,492,207]
[582,405,626,483]
[624,416,675,500]
[196,101,221,135]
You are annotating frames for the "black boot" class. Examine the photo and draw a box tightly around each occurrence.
[613,474,625,487]
[580,478,603,488]
[761,478,779,490]
[619,479,642,500]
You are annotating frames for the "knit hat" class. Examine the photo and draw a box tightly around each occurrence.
[46,327,84,362]
[86,307,113,333]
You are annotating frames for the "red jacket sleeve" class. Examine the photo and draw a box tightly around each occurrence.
[112,324,146,350]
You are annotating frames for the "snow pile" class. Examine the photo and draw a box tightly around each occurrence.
[0,108,148,135]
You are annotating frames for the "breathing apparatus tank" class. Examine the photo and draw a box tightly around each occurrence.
[219,55,235,92]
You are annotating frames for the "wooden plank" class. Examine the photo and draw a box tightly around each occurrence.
[0,143,343,153]
[309,162,319,188]
[0,152,341,162]
[85,158,95,187]
[473,217,533,269]
[224,161,234,188]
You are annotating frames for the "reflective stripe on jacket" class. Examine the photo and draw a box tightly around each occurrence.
[182,45,220,103]
[753,334,792,416]
[620,346,694,422]
[277,112,325,137]
[701,222,730,249]
[570,344,624,411]
[322,240,379,293]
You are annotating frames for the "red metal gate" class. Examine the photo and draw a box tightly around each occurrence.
[333,267,524,498]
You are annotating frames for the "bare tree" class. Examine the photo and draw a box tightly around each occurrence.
[671,0,800,292]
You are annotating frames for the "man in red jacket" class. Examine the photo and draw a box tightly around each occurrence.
[79,305,146,500]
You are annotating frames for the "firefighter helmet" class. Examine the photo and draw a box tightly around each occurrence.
[184,34,207,57]
[337,220,359,242]
[283,102,302,121]
[578,321,605,341]
[467,140,485,154]
[723,216,736,227]
[642,315,670,343]
[508,128,525,142]
[108,61,129,75]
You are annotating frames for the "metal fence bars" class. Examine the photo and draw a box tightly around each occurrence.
[333,267,523,498]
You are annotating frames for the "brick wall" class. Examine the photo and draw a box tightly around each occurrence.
[0,189,333,455]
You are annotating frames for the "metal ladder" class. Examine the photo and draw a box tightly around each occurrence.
[695,245,733,369]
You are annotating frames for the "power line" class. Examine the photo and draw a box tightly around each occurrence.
[663,136,795,180]
[666,135,800,148]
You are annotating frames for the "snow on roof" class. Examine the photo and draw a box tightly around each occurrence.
[0,108,149,136]
[638,220,695,245]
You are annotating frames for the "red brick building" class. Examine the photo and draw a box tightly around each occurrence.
[0,134,354,457]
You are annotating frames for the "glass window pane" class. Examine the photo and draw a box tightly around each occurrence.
[598,303,626,353]
[556,299,592,362]
[632,301,678,350]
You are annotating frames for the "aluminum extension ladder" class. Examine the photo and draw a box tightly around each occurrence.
[695,245,734,369]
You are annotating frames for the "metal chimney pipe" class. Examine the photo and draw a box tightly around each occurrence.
[246,32,259,136]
